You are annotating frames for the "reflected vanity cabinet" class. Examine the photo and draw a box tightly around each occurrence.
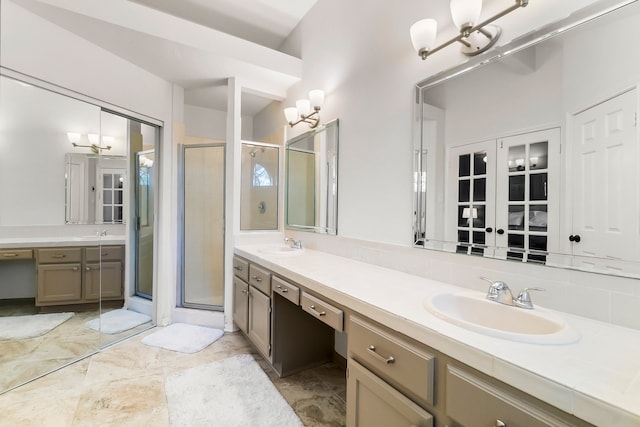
[232,256,272,361]
[346,316,593,427]
[36,245,124,306]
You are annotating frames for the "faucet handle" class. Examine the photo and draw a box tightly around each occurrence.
[514,287,546,309]
[480,276,512,304]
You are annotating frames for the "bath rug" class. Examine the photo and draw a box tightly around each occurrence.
[84,308,151,334]
[165,354,303,427]
[0,312,74,340]
[141,323,223,353]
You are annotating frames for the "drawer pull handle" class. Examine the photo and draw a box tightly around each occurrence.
[72,266,79,272]
[495,421,506,427]
[52,254,67,259]
[102,252,109,256]
[251,275,263,282]
[308,305,326,317]
[86,267,91,271]
[234,266,243,271]
[368,345,395,364]
[276,285,289,293]
[2,253,18,257]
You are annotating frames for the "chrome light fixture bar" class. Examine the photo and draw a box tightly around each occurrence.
[283,89,324,128]
[410,0,529,60]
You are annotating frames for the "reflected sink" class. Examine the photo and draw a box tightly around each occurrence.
[423,292,580,344]
[258,245,303,256]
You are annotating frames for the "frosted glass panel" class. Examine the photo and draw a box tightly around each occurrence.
[182,144,225,308]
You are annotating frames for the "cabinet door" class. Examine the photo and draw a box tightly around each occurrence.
[37,264,82,305]
[248,285,271,359]
[233,278,249,333]
[347,359,433,427]
[84,262,123,301]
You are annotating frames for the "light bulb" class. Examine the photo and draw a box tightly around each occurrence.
[283,107,299,123]
[296,99,311,116]
[450,0,482,30]
[410,19,438,53]
[309,90,324,110]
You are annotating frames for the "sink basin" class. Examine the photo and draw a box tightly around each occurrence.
[258,245,303,256]
[423,292,580,344]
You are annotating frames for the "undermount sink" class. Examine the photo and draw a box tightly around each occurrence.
[423,292,580,344]
[258,245,303,256]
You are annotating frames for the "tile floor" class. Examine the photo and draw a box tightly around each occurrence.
[0,302,152,392]
[0,328,347,426]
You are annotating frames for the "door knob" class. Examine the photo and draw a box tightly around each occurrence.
[569,234,581,242]
[496,228,505,235]
[485,227,493,233]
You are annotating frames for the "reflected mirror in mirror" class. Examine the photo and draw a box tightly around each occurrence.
[65,154,127,224]
[241,142,279,231]
[286,119,338,235]
[413,0,640,278]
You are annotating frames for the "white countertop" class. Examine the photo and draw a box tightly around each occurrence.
[0,235,125,248]
[235,243,640,427]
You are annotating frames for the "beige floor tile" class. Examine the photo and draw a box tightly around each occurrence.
[72,374,169,427]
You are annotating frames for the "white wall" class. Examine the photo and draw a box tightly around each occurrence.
[184,104,254,140]
[1,0,176,325]
[262,0,611,245]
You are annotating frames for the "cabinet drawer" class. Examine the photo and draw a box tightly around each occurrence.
[249,264,271,295]
[85,245,123,262]
[38,248,82,263]
[232,256,249,282]
[272,276,300,305]
[349,316,435,407]
[0,249,33,260]
[446,365,571,427]
[300,291,343,332]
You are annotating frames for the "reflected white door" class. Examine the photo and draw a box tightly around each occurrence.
[571,88,639,271]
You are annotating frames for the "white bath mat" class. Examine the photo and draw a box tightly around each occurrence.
[165,354,303,427]
[84,309,151,334]
[141,323,223,353]
[0,312,74,340]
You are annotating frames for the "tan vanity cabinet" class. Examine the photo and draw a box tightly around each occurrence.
[233,277,249,333]
[36,248,83,305]
[347,358,433,427]
[272,276,300,305]
[84,246,124,301]
[300,291,344,332]
[232,257,249,282]
[0,249,33,260]
[36,245,124,306]
[445,365,592,427]
[349,316,435,409]
[233,256,272,361]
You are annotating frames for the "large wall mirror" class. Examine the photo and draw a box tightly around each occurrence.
[0,74,157,393]
[413,0,640,279]
[286,119,339,235]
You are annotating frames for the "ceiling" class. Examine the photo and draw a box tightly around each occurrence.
[11,0,317,116]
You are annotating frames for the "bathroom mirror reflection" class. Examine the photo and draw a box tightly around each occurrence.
[0,74,156,393]
[65,154,127,224]
[285,119,339,235]
[241,142,279,231]
[413,0,640,278]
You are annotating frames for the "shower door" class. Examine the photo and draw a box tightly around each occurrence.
[135,149,155,299]
[180,144,225,309]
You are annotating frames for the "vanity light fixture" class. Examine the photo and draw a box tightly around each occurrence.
[410,0,528,60]
[68,132,113,154]
[283,89,324,128]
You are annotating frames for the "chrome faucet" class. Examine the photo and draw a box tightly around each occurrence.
[284,237,302,249]
[513,287,546,309]
[480,277,545,309]
[480,277,514,305]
